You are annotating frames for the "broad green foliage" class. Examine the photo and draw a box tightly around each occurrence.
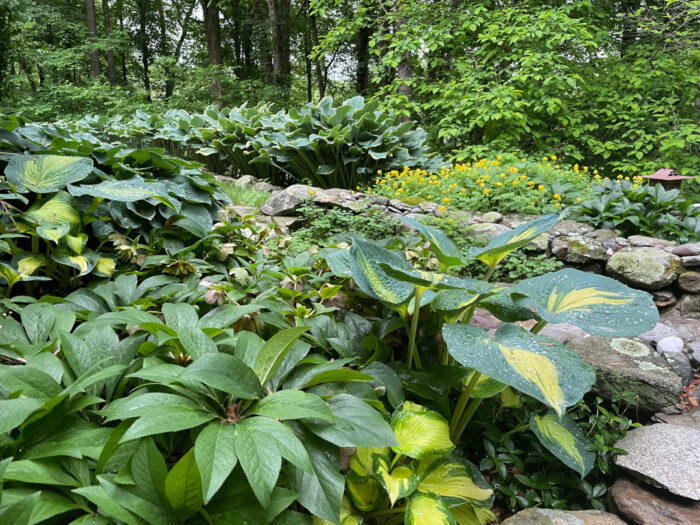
[530,413,596,478]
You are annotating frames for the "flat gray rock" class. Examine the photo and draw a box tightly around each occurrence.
[502,508,626,525]
[678,271,700,293]
[614,423,700,500]
[606,247,683,290]
[609,477,700,525]
[638,322,680,347]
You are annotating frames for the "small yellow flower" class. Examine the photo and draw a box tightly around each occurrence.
[496,182,503,187]
[356,186,361,191]
[528,180,535,187]
[427,195,432,200]
[377,170,382,175]
[553,193,561,200]
[483,188,490,195]
[438,205,446,213]
[576,197,582,202]
[308,189,315,196]
[461,188,466,193]
[442,197,450,204]
[538,185,545,191]
[519,175,526,180]
[550,155,557,161]
[512,180,518,186]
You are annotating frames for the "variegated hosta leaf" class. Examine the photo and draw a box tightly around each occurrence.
[23,191,81,225]
[400,217,463,269]
[417,456,493,508]
[405,493,456,525]
[68,177,176,208]
[346,476,384,512]
[443,324,595,416]
[479,290,540,323]
[379,264,452,289]
[349,447,391,479]
[347,238,414,306]
[450,504,499,525]
[529,412,595,477]
[390,402,454,459]
[463,371,506,399]
[5,154,94,193]
[51,249,100,276]
[325,247,353,277]
[0,262,21,288]
[94,257,117,277]
[14,253,46,278]
[467,213,560,269]
[431,289,481,316]
[36,222,70,244]
[374,455,420,506]
[516,268,659,337]
[65,233,88,255]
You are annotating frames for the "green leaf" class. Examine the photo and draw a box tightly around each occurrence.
[51,249,99,277]
[346,238,413,305]
[444,324,595,416]
[194,422,238,503]
[346,477,385,512]
[130,438,168,508]
[162,302,198,332]
[374,455,419,506]
[0,491,41,525]
[390,402,453,459]
[6,155,93,193]
[306,394,398,447]
[68,177,175,208]
[98,476,170,525]
[0,398,45,433]
[178,327,218,360]
[349,447,391,479]
[417,456,493,507]
[251,390,334,421]
[4,460,79,486]
[529,412,595,477]
[468,213,560,269]
[121,406,214,442]
[253,326,310,385]
[0,488,78,524]
[405,493,456,525]
[36,222,70,244]
[23,192,80,225]
[72,486,140,525]
[180,353,263,399]
[516,268,659,336]
[165,449,203,520]
[401,217,463,269]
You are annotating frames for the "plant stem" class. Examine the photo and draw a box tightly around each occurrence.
[483,265,495,282]
[504,423,530,436]
[449,371,481,440]
[453,398,483,443]
[406,287,424,370]
[389,453,403,470]
[530,319,548,334]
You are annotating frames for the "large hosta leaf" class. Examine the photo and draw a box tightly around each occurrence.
[467,213,560,269]
[443,324,595,416]
[51,249,99,276]
[516,268,658,336]
[6,154,93,193]
[417,456,493,508]
[24,191,80,225]
[529,412,595,477]
[36,222,70,244]
[374,455,419,506]
[400,217,463,269]
[346,238,413,305]
[68,177,175,208]
[345,477,384,512]
[405,493,456,525]
[390,402,454,459]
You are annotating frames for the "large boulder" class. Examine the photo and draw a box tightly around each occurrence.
[566,336,682,412]
[613,423,700,500]
[502,508,626,525]
[466,222,512,241]
[609,477,700,525]
[550,220,595,237]
[551,234,611,264]
[606,247,683,290]
[260,184,318,216]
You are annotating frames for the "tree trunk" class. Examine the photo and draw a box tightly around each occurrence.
[201,0,223,103]
[395,6,412,120]
[85,0,101,78]
[310,9,325,98]
[117,0,127,84]
[158,0,168,56]
[136,0,151,95]
[102,0,117,86]
[165,0,196,98]
[268,0,291,89]
[356,23,371,95]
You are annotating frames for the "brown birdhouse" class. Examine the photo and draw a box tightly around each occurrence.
[641,169,693,192]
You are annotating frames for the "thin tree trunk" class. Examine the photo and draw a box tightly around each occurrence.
[102,0,117,86]
[310,9,325,98]
[304,1,312,101]
[356,23,370,94]
[165,0,196,98]
[201,0,223,103]
[117,0,127,83]
[395,6,412,120]
[136,0,151,95]
[85,0,101,78]
[158,0,168,56]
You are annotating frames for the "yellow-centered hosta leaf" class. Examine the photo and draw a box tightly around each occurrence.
[51,249,99,277]
[65,233,88,255]
[36,222,70,244]
[444,324,594,416]
[374,455,419,506]
[417,456,493,508]
[450,504,499,525]
[516,268,658,336]
[400,217,463,269]
[94,257,116,276]
[405,493,456,525]
[5,154,94,193]
[390,402,454,459]
[529,412,595,477]
[349,447,390,478]
[468,213,560,269]
[346,476,384,512]
[24,191,81,225]
[16,254,46,278]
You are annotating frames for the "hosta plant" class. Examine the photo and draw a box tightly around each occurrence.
[324,212,658,522]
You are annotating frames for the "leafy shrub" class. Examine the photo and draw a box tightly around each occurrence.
[574,180,700,242]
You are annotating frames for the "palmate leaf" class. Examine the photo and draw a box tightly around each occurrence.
[5,154,93,193]
[417,456,494,508]
[467,213,560,269]
[444,324,595,416]
[390,402,454,459]
[516,268,659,336]
[400,217,463,269]
[374,455,420,506]
[529,412,595,477]
[405,493,456,525]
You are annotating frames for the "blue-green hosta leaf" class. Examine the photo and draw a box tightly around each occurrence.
[36,222,70,244]
[405,493,456,525]
[417,456,494,508]
[444,324,595,416]
[347,238,413,306]
[529,412,595,477]
[374,455,420,506]
[23,191,80,225]
[325,248,353,277]
[401,217,463,269]
[345,477,385,512]
[51,249,99,276]
[251,390,334,421]
[467,213,560,269]
[68,177,176,208]
[431,289,481,316]
[5,154,94,193]
[390,402,454,459]
[516,268,659,336]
